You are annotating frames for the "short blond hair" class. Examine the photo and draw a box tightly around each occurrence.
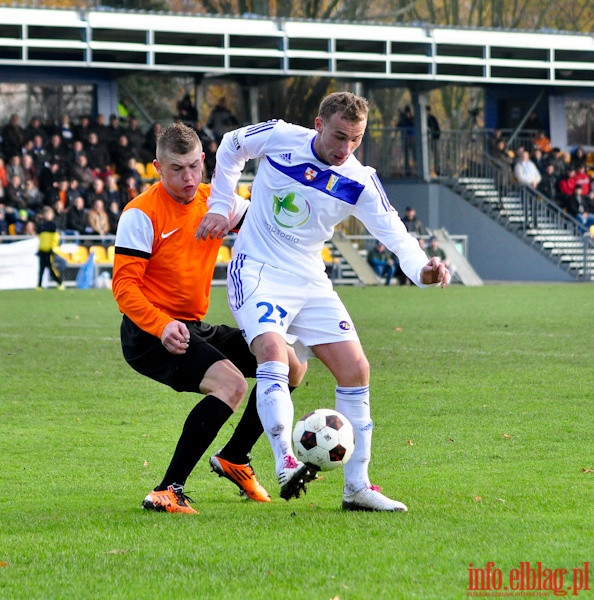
[156,122,202,161]
[318,92,369,123]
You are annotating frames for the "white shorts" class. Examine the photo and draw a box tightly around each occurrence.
[227,256,359,362]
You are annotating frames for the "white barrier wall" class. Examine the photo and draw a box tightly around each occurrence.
[0,238,39,290]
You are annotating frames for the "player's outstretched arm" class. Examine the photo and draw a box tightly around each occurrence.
[420,257,450,288]
[195,213,231,240]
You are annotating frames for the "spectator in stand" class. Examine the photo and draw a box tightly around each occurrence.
[0,157,8,191]
[125,116,145,153]
[401,205,426,236]
[46,134,69,174]
[59,114,75,147]
[38,160,64,199]
[21,154,39,187]
[73,115,92,144]
[105,114,122,157]
[119,174,140,206]
[52,198,68,231]
[573,164,591,197]
[397,105,415,176]
[25,116,48,146]
[23,179,44,216]
[570,147,587,171]
[533,130,552,155]
[1,113,25,159]
[537,163,559,200]
[531,148,548,174]
[69,139,86,164]
[117,156,143,190]
[86,198,110,236]
[514,150,541,190]
[46,179,70,212]
[487,129,505,156]
[548,148,568,177]
[70,153,96,198]
[111,133,137,175]
[85,131,112,178]
[7,155,26,183]
[367,240,396,286]
[176,93,199,125]
[204,139,218,182]
[29,134,49,173]
[65,195,87,234]
[140,121,162,163]
[67,179,83,206]
[207,97,239,143]
[557,166,578,213]
[104,174,121,207]
[90,114,108,146]
[107,199,121,234]
[5,174,26,211]
[426,105,441,174]
[86,177,109,209]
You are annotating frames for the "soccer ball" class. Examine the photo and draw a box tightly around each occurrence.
[292,408,355,471]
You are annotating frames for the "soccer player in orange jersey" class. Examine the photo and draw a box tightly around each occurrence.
[112,123,306,514]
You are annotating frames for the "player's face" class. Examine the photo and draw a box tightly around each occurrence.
[313,112,367,166]
[155,146,204,205]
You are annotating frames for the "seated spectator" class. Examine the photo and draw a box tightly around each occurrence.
[46,133,69,173]
[570,147,587,171]
[573,164,591,197]
[59,114,75,146]
[425,236,451,270]
[23,179,44,216]
[65,195,87,234]
[107,199,122,234]
[117,156,143,190]
[118,175,140,206]
[70,153,96,196]
[204,139,218,182]
[139,121,161,163]
[367,240,396,286]
[6,155,26,183]
[401,206,426,235]
[69,139,86,164]
[548,147,568,176]
[5,174,26,210]
[86,177,109,210]
[557,167,578,211]
[73,114,92,145]
[531,148,548,174]
[125,116,145,152]
[25,115,48,146]
[111,133,137,175]
[537,163,558,200]
[1,113,25,159]
[38,160,65,199]
[29,134,49,173]
[104,174,121,207]
[514,150,541,190]
[85,131,112,178]
[86,198,110,236]
[52,198,68,231]
[21,154,39,187]
[533,130,552,155]
[46,179,70,212]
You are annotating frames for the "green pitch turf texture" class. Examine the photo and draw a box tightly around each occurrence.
[1,284,593,600]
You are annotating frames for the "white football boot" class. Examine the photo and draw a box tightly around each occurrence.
[342,484,408,512]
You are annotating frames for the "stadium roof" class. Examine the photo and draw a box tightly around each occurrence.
[1,6,594,87]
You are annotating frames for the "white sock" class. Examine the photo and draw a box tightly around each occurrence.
[335,385,372,494]
[256,361,294,475]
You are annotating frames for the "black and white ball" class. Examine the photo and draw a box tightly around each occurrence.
[292,409,355,471]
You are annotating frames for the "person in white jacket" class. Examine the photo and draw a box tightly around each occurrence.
[197,91,450,512]
[514,150,542,190]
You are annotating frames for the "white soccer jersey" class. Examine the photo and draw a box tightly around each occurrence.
[209,119,429,284]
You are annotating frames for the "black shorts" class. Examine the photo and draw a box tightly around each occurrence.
[120,315,256,393]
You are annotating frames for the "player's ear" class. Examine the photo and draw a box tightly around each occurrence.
[153,159,162,175]
[314,116,323,133]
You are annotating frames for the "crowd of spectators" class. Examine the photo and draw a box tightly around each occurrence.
[488,129,594,231]
[0,98,223,238]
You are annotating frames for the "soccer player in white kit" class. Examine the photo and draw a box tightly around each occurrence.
[197,92,450,511]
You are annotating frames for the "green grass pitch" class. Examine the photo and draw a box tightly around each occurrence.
[1,284,593,599]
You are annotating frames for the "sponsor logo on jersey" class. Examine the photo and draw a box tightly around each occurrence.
[339,320,352,331]
[279,152,292,163]
[304,167,317,181]
[272,191,311,229]
[326,174,340,193]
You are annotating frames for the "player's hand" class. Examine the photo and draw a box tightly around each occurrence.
[161,320,190,355]
[420,257,450,288]
[195,213,230,240]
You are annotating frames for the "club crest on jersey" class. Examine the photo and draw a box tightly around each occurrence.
[272,190,311,229]
[279,152,292,163]
[326,174,340,193]
[339,321,352,331]
[304,167,317,181]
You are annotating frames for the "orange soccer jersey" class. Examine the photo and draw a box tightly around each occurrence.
[112,181,246,339]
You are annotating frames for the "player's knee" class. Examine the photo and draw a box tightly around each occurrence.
[339,355,369,387]
[220,374,248,411]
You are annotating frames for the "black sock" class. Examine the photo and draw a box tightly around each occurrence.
[218,385,297,465]
[156,395,233,490]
